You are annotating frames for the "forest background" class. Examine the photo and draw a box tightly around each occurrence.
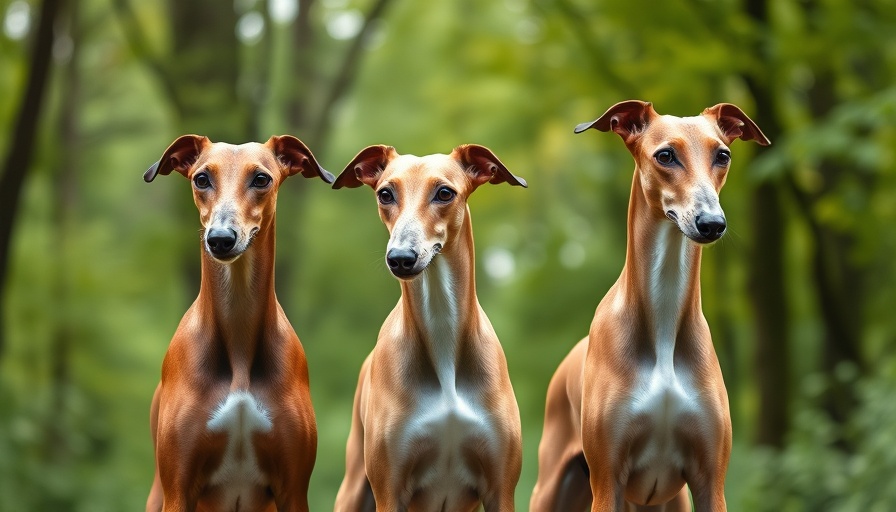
[1,0,895,510]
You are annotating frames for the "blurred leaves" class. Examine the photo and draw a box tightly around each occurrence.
[737,368,896,512]
[0,0,895,510]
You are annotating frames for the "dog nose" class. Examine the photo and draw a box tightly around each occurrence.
[206,228,237,255]
[386,248,418,273]
[695,214,726,241]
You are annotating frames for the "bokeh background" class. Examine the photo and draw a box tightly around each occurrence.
[1,0,895,510]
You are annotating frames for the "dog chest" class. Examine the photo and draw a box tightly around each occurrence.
[205,391,273,509]
[397,390,498,503]
[622,363,710,504]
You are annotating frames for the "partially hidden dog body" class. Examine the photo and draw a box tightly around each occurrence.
[530,101,770,512]
[332,145,527,512]
[143,135,333,512]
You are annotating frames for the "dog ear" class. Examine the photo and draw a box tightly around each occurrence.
[144,135,211,182]
[703,103,771,146]
[452,144,527,189]
[333,145,398,189]
[574,100,657,143]
[266,135,335,183]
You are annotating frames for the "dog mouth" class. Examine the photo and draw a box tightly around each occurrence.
[685,234,721,245]
[665,210,690,240]
[204,244,245,263]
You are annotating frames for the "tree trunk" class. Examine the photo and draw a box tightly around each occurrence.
[288,0,317,132]
[0,0,65,357]
[742,0,791,448]
[167,0,247,141]
[794,61,865,433]
[42,0,81,470]
[746,179,791,448]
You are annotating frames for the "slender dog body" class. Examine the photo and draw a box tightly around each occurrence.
[332,145,526,512]
[143,135,333,512]
[530,101,770,512]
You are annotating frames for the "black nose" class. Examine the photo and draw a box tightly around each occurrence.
[206,228,237,255]
[695,214,726,241]
[386,248,418,275]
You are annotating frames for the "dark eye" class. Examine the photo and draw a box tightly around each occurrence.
[251,173,272,188]
[655,149,676,166]
[434,186,456,203]
[377,188,395,205]
[193,172,210,189]
[715,151,731,166]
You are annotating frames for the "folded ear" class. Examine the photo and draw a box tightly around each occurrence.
[333,145,398,189]
[451,144,527,189]
[702,103,771,146]
[144,135,211,182]
[266,135,334,183]
[574,100,657,143]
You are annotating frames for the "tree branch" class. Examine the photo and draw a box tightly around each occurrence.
[533,0,638,95]
[310,0,394,149]
[110,0,184,114]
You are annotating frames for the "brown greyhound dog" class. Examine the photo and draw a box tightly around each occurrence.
[143,135,333,512]
[332,145,526,511]
[530,101,770,512]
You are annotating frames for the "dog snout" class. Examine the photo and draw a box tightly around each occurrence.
[206,228,238,256]
[695,213,726,241]
[386,247,418,276]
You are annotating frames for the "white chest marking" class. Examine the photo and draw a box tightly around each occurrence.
[206,392,272,504]
[401,390,496,508]
[417,256,460,387]
[629,224,698,465]
[401,256,499,503]
[646,224,689,358]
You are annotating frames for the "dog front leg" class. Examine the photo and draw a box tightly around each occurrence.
[689,477,725,512]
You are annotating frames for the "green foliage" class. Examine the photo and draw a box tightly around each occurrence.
[734,367,896,512]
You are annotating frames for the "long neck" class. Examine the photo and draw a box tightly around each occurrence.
[399,208,478,389]
[196,218,277,388]
[619,170,702,353]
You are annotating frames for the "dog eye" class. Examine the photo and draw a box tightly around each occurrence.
[434,187,456,203]
[655,149,676,166]
[251,173,272,188]
[193,173,211,189]
[715,151,731,166]
[377,188,395,205]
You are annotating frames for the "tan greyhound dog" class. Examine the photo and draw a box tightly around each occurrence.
[332,144,526,511]
[143,135,333,512]
[530,101,770,512]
